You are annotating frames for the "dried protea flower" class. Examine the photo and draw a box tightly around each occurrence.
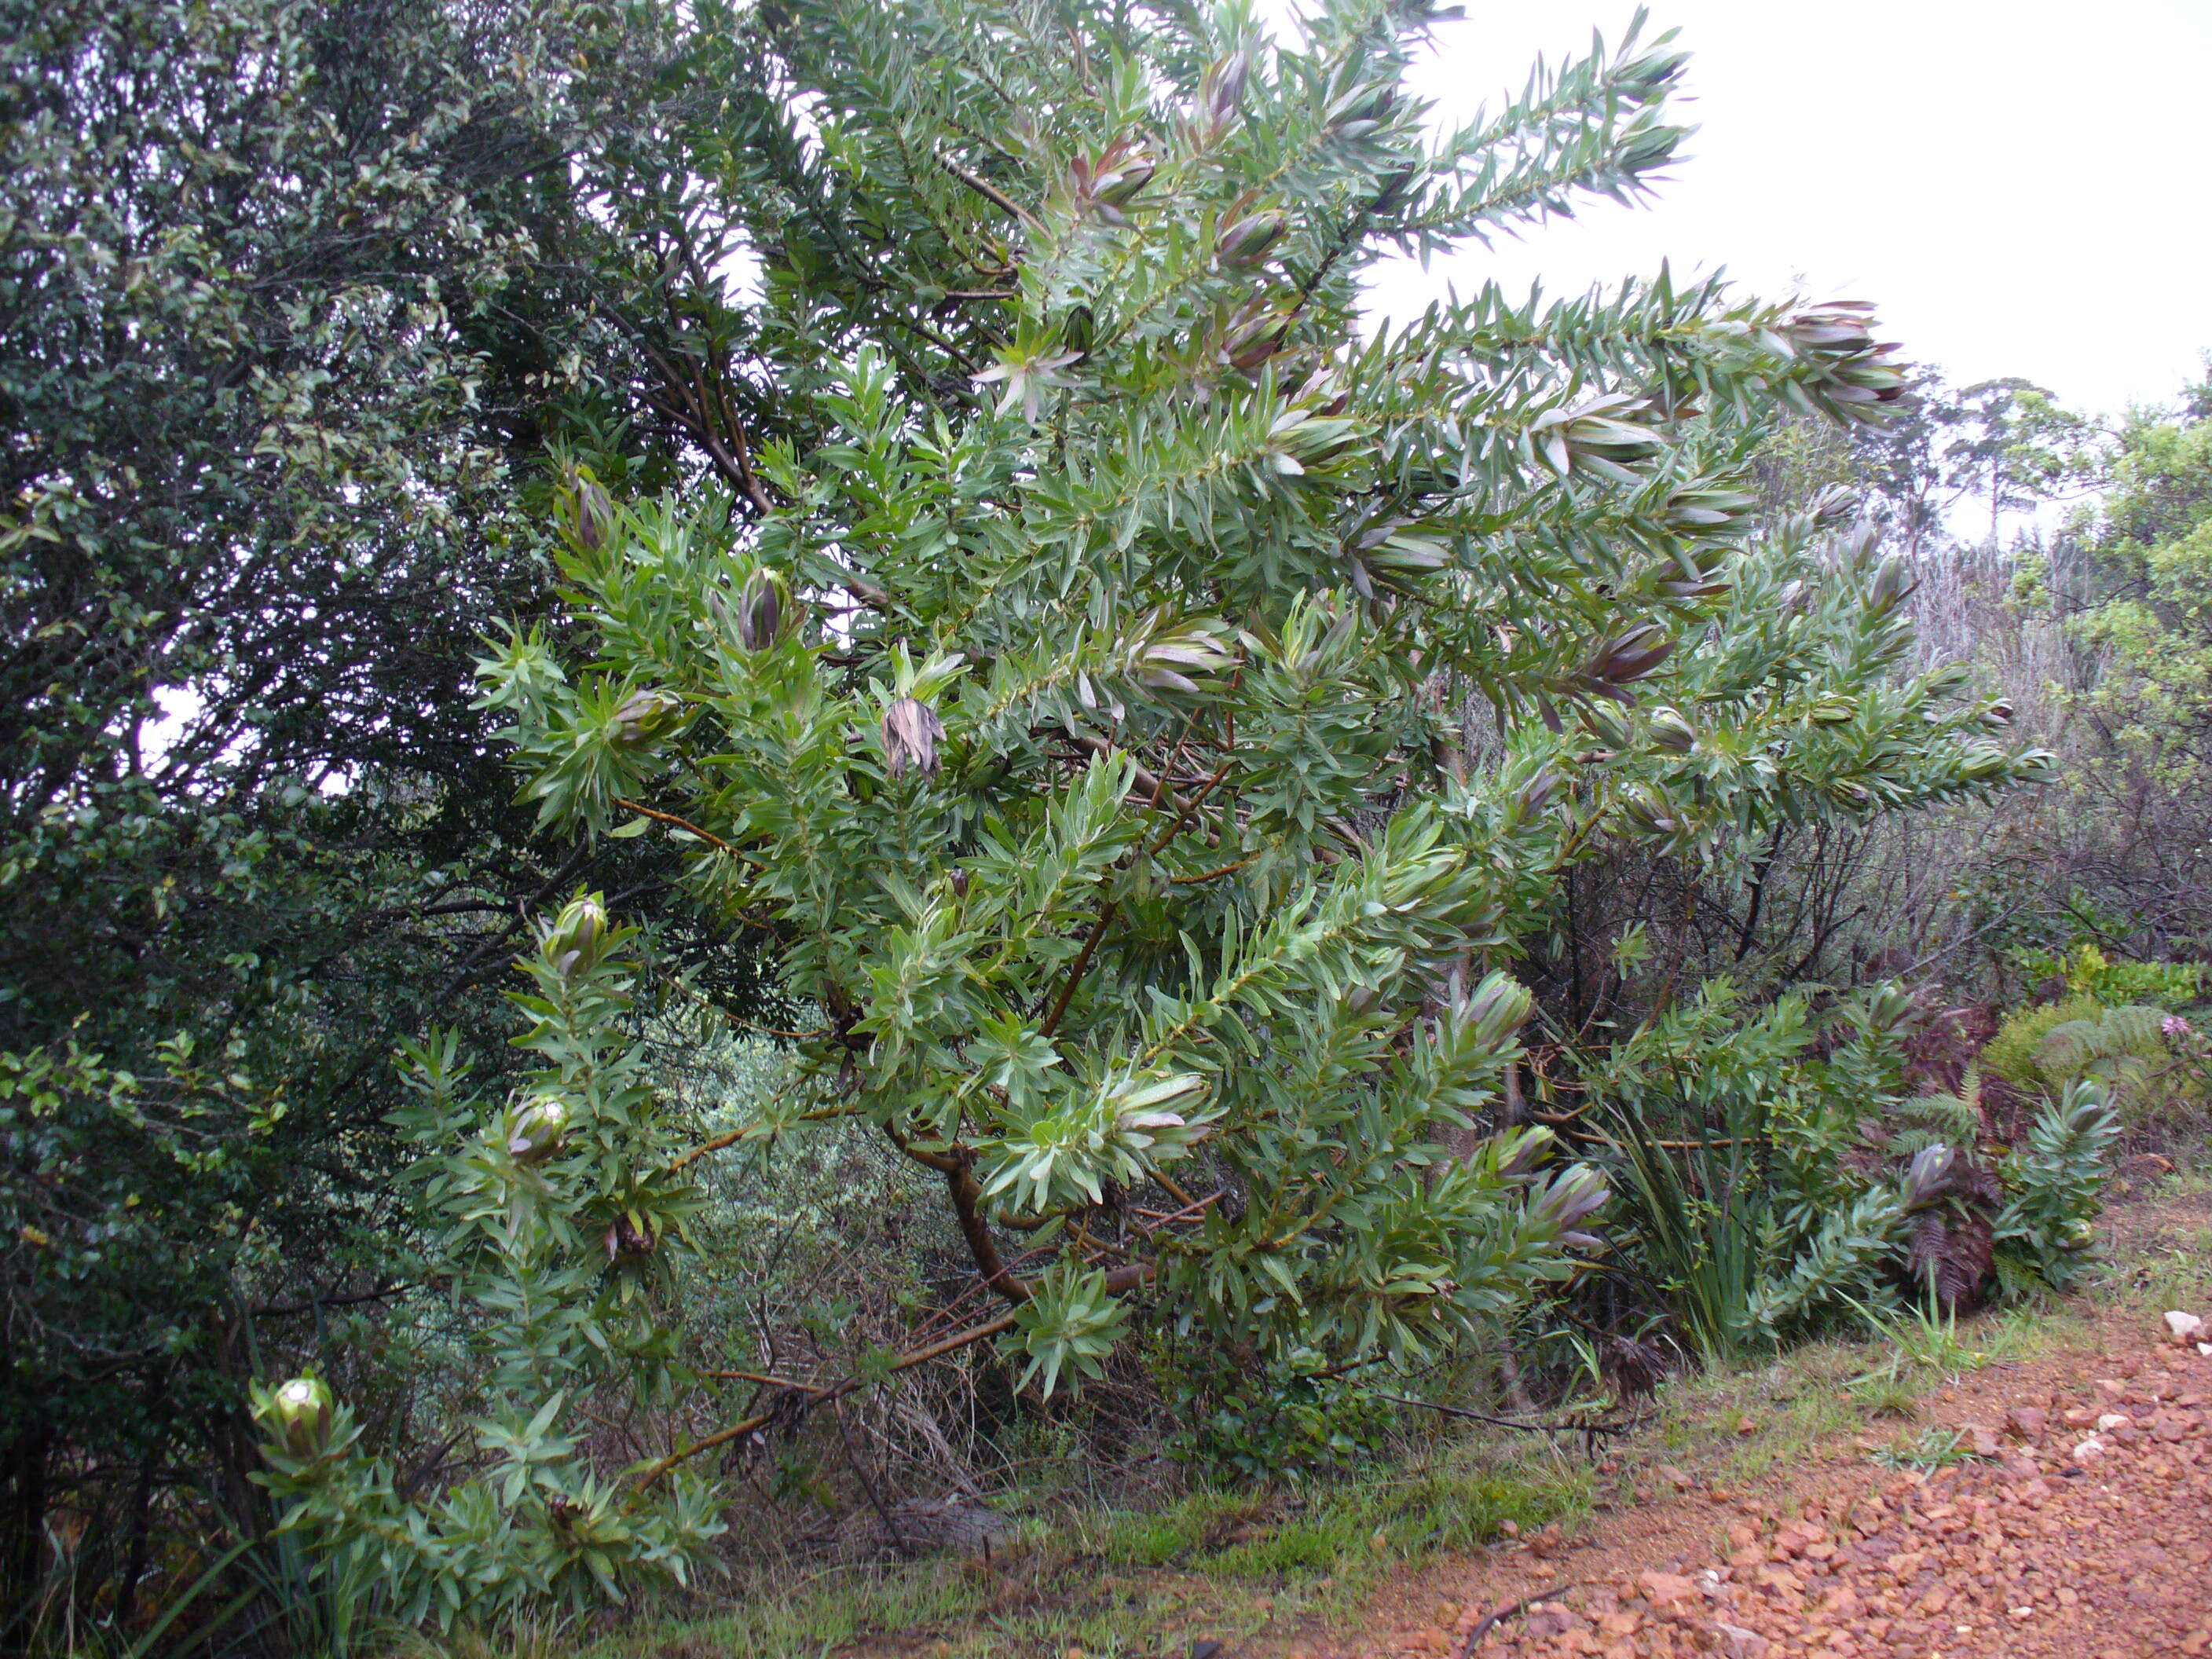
[610,689,682,748]
[507,1094,569,1165]
[269,1375,333,1459]
[881,697,946,778]
[605,1215,657,1262]
[1978,698,2014,731]
[736,568,790,652]
[543,893,608,977]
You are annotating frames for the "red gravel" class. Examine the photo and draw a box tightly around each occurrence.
[1340,1331,2212,1659]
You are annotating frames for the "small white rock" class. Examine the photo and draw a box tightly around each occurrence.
[2164,1309,2209,1343]
[2096,1412,2133,1432]
[2199,1342,2212,1357]
[2071,1434,2107,1460]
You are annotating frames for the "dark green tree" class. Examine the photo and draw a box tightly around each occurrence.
[0,0,782,1625]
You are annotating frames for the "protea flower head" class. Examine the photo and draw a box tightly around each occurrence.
[507,1094,569,1165]
[605,1215,657,1262]
[543,893,608,978]
[1533,1165,1610,1248]
[269,1375,333,1459]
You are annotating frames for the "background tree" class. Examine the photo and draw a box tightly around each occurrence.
[0,0,792,1627]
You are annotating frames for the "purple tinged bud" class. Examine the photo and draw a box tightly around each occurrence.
[569,475,614,552]
[737,569,789,652]
[1218,212,1287,268]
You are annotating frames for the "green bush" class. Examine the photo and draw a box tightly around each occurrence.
[1981,995,2102,1087]
[2016,943,2205,1010]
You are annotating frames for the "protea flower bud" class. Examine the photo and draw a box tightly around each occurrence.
[1588,623,1672,688]
[1621,782,1678,834]
[1094,155,1155,207]
[881,696,946,778]
[1533,1165,1610,1245]
[1808,485,1860,526]
[1462,972,1533,1045]
[269,1375,333,1459]
[1580,701,1633,750]
[736,568,790,652]
[1978,698,2014,731]
[1903,1143,1955,1207]
[610,688,682,748]
[1514,766,1564,819]
[507,1094,569,1165]
[1866,554,1916,617]
[568,474,614,552]
[1218,212,1287,269]
[1058,305,1097,362]
[1199,53,1248,127]
[1221,302,1292,375]
[543,893,608,977]
[1646,706,1697,753]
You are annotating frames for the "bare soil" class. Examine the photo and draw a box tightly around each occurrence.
[1287,1190,2212,1659]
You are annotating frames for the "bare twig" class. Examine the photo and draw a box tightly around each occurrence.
[1457,1584,1586,1656]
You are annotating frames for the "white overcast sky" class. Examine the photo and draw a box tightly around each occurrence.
[1339,0,2212,419]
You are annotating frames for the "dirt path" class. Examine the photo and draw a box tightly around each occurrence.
[1313,1196,2212,1659]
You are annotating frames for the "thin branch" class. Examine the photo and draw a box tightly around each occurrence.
[1370,1392,1650,1438]
[613,797,734,854]
[937,152,1031,224]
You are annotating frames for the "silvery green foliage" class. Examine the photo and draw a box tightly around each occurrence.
[1994,1081,2120,1292]
[250,903,723,1626]
[479,0,2048,1411]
